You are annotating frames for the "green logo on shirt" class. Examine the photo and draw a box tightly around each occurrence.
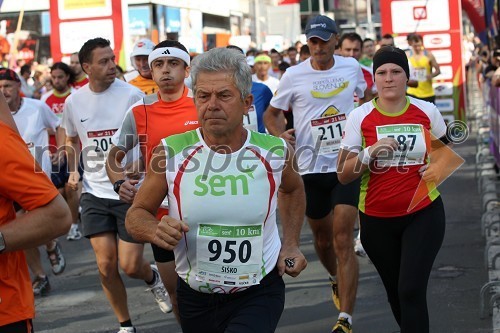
[194,169,254,197]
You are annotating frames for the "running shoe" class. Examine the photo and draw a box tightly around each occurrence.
[66,223,82,241]
[147,264,172,313]
[47,241,66,275]
[32,275,51,296]
[117,327,136,333]
[332,317,352,333]
[329,277,341,310]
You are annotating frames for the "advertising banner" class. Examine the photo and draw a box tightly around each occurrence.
[380,0,466,122]
[49,0,127,68]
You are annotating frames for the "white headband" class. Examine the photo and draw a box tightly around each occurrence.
[148,47,190,68]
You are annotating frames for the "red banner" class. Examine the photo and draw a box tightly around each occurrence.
[461,0,486,34]
[49,0,125,65]
[278,0,301,5]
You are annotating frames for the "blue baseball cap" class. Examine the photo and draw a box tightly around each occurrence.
[305,15,338,41]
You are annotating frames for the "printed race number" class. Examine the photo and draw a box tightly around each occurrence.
[375,124,426,167]
[310,114,346,155]
[196,224,263,287]
[93,137,113,152]
[387,134,417,152]
[208,239,252,264]
[318,123,342,141]
[87,129,117,153]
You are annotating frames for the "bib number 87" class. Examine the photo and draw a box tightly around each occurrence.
[208,240,252,264]
[387,134,416,152]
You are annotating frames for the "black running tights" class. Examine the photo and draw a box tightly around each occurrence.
[360,197,445,333]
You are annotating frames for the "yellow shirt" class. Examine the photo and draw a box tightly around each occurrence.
[407,52,434,98]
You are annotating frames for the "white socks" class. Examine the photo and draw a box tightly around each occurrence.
[339,312,352,325]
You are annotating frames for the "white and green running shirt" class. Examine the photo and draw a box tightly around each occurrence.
[162,128,287,294]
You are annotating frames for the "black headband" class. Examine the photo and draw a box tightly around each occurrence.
[373,47,410,79]
[0,68,20,82]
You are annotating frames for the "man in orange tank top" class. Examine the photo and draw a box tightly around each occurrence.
[107,40,198,322]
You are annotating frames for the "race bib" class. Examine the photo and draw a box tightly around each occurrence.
[310,114,346,155]
[375,124,426,167]
[243,105,258,132]
[414,68,427,82]
[87,129,117,154]
[85,129,117,169]
[196,223,263,287]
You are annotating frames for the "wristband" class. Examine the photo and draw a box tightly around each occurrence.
[357,146,373,165]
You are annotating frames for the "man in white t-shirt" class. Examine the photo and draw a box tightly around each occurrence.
[252,54,280,93]
[0,67,68,297]
[61,38,168,333]
[264,15,366,333]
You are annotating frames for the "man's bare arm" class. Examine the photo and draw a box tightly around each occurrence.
[276,142,307,277]
[1,195,71,252]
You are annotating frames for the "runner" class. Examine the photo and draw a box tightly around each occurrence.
[359,38,375,67]
[126,47,307,333]
[107,39,199,320]
[0,67,67,296]
[339,32,375,104]
[338,32,374,258]
[41,62,82,241]
[264,15,366,333]
[61,37,167,333]
[126,38,158,95]
[379,34,395,47]
[406,34,441,104]
[227,45,273,134]
[0,91,71,333]
[252,53,280,93]
[69,52,89,89]
[338,46,448,333]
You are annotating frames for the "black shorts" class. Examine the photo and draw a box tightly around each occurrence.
[302,172,360,219]
[80,193,139,243]
[151,243,175,263]
[177,267,285,333]
[51,158,69,189]
[0,319,33,333]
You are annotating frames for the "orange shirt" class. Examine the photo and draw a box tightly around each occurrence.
[130,87,198,219]
[128,75,159,95]
[0,122,59,326]
[132,87,199,166]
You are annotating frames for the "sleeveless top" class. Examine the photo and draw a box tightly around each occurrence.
[163,128,286,293]
[407,51,434,98]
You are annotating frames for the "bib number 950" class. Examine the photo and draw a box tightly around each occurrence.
[208,239,252,264]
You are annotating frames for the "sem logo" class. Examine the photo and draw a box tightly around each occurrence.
[194,170,253,196]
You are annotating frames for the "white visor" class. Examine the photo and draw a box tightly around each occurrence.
[148,47,190,68]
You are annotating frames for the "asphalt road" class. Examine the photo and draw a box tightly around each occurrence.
[33,135,491,333]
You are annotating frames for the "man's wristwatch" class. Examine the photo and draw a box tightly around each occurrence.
[0,232,6,253]
[113,180,126,194]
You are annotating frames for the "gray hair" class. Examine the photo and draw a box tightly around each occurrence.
[191,48,252,100]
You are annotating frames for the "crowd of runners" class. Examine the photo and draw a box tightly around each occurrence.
[0,13,495,333]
